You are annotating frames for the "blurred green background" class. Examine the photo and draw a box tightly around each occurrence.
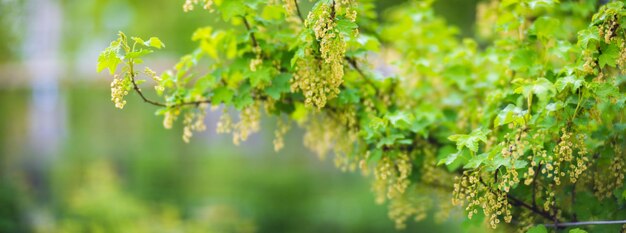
[0,0,478,232]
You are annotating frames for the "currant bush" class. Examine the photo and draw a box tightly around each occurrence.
[98,0,626,232]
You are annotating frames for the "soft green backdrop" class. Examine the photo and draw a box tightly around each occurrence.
[0,0,480,232]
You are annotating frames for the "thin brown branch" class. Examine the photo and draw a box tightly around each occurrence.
[345,57,379,95]
[127,57,211,108]
[130,74,167,107]
[532,163,542,208]
[294,0,305,22]
[128,72,211,108]
[506,192,556,222]
[241,16,259,49]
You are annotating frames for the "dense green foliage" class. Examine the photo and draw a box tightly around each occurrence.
[98,0,626,232]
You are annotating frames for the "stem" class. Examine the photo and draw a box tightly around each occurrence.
[294,0,304,22]
[506,193,557,222]
[545,220,626,228]
[479,178,556,222]
[128,59,167,107]
[241,16,259,49]
[526,94,533,124]
[330,0,336,19]
[128,67,210,108]
[571,88,584,121]
[531,163,541,208]
[571,183,578,222]
[344,57,379,95]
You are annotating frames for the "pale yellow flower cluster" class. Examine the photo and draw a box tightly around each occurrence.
[387,193,429,229]
[110,75,129,109]
[619,41,626,70]
[216,109,232,134]
[272,118,290,151]
[543,129,589,185]
[475,0,498,39]
[282,0,297,16]
[300,114,354,159]
[144,67,164,94]
[183,0,213,12]
[497,130,527,192]
[182,104,208,143]
[372,153,412,204]
[594,146,625,199]
[163,108,180,129]
[215,105,261,145]
[582,49,597,74]
[599,16,619,43]
[515,211,536,233]
[232,103,261,145]
[291,1,357,109]
[292,55,340,108]
[452,171,512,229]
[524,149,546,185]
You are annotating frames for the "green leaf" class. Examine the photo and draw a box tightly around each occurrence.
[337,89,360,105]
[464,153,488,169]
[531,16,560,40]
[448,128,490,152]
[192,27,213,41]
[369,117,387,131]
[591,82,620,99]
[249,66,272,88]
[377,134,405,148]
[360,35,380,52]
[131,37,145,45]
[510,49,537,71]
[212,86,234,105]
[569,229,587,233]
[439,149,465,166]
[234,94,254,110]
[527,0,557,9]
[126,49,153,59]
[386,111,413,129]
[545,101,563,113]
[264,73,292,100]
[145,37,165,49]
[494,104,527,127]
[577,27,600,48]
[261,4,285,20]
[555,75,585,93]
[515,78,555,102]
[599,43,619,68]
[368,149,383,164]
[526,225,547,233]
[97,48,122,75]
[219,0,246,21]
[336,17,358,36]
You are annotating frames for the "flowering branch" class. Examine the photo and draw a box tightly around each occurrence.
[128,68,211,108]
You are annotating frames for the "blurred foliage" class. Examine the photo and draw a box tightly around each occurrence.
[49,160,256,233]
[0,0,486,232]
[0,88,464,232]
[0,0,477,62]
[0,0,23,62]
